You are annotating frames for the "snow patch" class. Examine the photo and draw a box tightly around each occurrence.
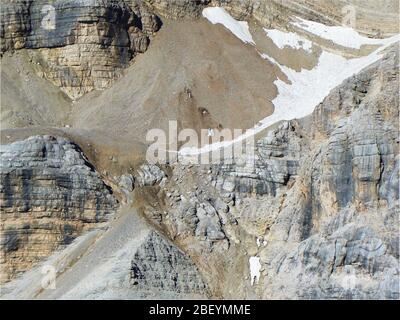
[292,17,392,49]
[178,34,399,157]
[249,256,261,286]
[261,34,399,121]
[202,7,255,45]
[264,28,313,52]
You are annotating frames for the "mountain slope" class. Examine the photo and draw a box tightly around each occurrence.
[71,19,277,142]
[0,0,399,300]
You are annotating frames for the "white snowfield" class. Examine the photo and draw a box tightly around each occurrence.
[202,7,255,45]
[249,256,261,286]
[292,17,394,49]
[178,8,399,157]
[264,28,313,52]
[260,33,398,122]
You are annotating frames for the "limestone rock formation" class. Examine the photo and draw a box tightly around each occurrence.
[0,0,161,99]
[2,0,397,100]
[212,120,304,196]
[0,135,117,283]
[129,0,399,36]
[131,231,209,296]
[118,173,135,192]
[137,0,211,18]
[255,46,399,299]
[0,0,398,301]
[138,45,399,299]
[135,164,166,187]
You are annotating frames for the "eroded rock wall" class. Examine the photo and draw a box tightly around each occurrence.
[257,46,399,299]
[1,0,397,99]
[131,231,209,296]
[0,0,161,99]
[0,135,117,283]
[137,45,399,299]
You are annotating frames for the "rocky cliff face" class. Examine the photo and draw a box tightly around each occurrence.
[130,231,209,296]
[272,46,399,298]
[258,46,399,299]
[0,136,117,283]
[0,0,398,300]
[127,0,399,36]
[211,0,398,36]
[2,0,397,99]
[211,121,304,197]
[137,46,399,299]
[0,0,161,99]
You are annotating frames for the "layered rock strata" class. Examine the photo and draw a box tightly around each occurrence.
[0,0,161,99]
[139,45,399,299]
[0,135,117,283]
[131,231,209,296]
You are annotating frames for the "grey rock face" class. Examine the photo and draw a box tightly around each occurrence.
[123,0,397,36]
[0,0,161,98]
[212,121,304,196]
[0,135,117,282]
[131,231,209,296]
[262,207,399,299]
[118,173,135,192]
[0,0,160,52]
[259,46,400,299]
[136,0,211,19]
[140,46,399,300]
[135,164,166,186]
[312,46,399,213]
[174,197,227,242]
[144,163,234,246]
